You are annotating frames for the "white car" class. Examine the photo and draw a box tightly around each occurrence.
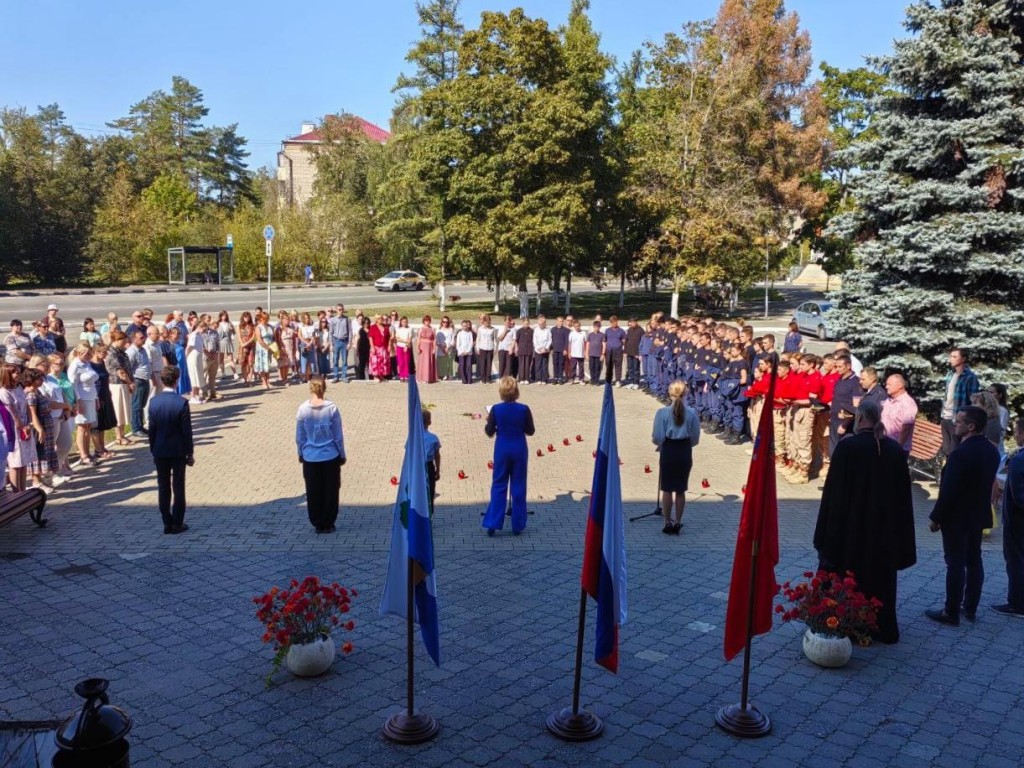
[791,301,834,340]
[375,270,426,292]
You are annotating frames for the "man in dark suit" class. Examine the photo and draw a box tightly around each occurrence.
[926,405,1001,625]
[148,366,195,534]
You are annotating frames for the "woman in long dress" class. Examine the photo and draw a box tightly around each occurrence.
[236,312,256,384]
[368,315,391,382]
[481,377,536,536]
[436,317,454,381]
[297,312,317,382]
[0,365,34,491]
[651,379,701,535]
[185,322,205,403]
[217,310,237,379]
[276,313,297,385]
[355,318,371,381]
[416,315,437,384]
[169,328,190,395]
[253,313,274,390]
[89,345,117,460]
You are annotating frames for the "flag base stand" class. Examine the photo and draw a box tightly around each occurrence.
[715,702,771,738]
[546,707,603,742]
[382,711,439,744]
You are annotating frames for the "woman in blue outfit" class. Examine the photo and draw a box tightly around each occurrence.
[481,376,535,536]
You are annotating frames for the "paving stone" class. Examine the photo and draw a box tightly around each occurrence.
[1,378,1021,766]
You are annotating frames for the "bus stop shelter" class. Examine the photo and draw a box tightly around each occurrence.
[167,246,235,285]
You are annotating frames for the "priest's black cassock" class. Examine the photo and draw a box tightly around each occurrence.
[814,428,917,643]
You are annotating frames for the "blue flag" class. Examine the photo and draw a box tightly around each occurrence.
[380,377,441,666]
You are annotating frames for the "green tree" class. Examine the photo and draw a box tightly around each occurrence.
[831,0,1024,413]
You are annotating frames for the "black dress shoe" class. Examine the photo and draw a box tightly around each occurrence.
[163,526,173,535]
[172,523,189,534]
[991,603,1024,618]
[924,608,959,626]
[962,608,977,623]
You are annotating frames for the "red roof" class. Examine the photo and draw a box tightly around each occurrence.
[286,116,390,144]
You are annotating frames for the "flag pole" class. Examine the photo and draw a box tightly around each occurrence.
[715,357,776,739]
[547,588,603,741]
[381,564,440,746]
[548,360,614,742]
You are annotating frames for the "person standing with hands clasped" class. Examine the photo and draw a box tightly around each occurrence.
[148,366,194,534]
[926,405,1001,626]
[481,377,535,536]
[652,380,701,535]
[296,377,346,534]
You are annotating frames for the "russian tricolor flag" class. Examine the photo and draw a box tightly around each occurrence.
[581,382,628,673]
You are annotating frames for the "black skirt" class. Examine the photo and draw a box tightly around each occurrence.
[659,438,693,493]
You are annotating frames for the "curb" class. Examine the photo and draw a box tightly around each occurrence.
[0,283,375,298]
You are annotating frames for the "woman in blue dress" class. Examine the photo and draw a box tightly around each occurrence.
[481,376,535,536]
[170,328,191,396]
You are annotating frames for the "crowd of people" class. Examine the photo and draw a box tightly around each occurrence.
[1,299,1021,630]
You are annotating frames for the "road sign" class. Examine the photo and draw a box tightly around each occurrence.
[226,234,233,248]
[265,239,272,257]
[263,225,275,240]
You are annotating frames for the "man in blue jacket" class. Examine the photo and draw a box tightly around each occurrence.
[926,405,1001,625]
[148,366,195,534]
[993,419,1024,618]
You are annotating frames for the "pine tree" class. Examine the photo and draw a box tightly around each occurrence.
[831,0,1024,413]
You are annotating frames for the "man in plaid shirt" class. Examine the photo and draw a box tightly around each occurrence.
[940,348,980,456]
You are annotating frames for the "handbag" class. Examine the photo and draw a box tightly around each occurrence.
[268,342,280,359]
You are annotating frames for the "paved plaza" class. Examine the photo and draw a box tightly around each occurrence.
[1,378,1022,767]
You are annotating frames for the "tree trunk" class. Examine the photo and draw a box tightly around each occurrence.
[618,270,626,308]
[493,276,501,314]
[670,275,680,319]
[438,280,446,313]
[564,271,572,314]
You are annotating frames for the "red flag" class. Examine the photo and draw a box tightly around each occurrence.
[723,363,780,661]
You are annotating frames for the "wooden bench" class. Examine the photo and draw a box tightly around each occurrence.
[0,488,48,529]
[909,419,944,483]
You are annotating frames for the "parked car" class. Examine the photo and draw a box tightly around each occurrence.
[791,301,834,340]
[374,270,427,292]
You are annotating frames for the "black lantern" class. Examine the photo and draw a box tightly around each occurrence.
[52,678,132,767]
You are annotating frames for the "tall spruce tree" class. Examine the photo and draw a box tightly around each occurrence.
[831,0,1024,413]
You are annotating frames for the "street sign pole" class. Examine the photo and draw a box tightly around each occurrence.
[263,225,276,315]
[266,239,273,314]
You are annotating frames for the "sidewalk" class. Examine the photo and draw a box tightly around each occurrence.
[0,377,1020,767]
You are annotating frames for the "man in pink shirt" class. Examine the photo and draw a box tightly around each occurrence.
[881,374,918,453]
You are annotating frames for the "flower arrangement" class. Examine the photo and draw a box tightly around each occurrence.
[253,576,357,685]
[776,570,881,644]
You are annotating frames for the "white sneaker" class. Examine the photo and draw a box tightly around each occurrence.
[189,397,202,405]
[233,373,240,380]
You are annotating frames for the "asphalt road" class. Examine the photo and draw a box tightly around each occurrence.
[0,283,500,329]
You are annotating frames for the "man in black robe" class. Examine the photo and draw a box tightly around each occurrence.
[814,400,917,643]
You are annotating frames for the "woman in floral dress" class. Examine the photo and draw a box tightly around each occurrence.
[254,313,275,390]
[23,368,57,491]
[368,315,391,382]
[276,313,297,385]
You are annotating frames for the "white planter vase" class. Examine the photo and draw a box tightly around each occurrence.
[285,636,336,677]
[802,628,852,668]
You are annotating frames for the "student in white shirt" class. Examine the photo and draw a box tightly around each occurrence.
[455,320,476,384]
[568,320,587,384]
[532,315,552,384]
[476,315,498,384]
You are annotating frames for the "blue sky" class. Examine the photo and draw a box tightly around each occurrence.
[1,0,909,169]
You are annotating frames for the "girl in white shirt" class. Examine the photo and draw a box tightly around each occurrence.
[476,315,498,384]
[455,321,476,384]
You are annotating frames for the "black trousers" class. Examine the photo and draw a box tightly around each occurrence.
[154,457,187,529]
[551,351,565,382]
[940,418,961,457]
[588,356,602,384]
[478,349,494,383]
[570,358,584,381]
[1003,506,1024,610]
[942,526,984,618]
[303,456,341,529]
[518,354,533,382]
[499,350,515,379]
[607,349,623,381]
[534,353,549,383]
[458,354,473,383]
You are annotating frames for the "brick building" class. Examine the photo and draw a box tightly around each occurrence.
[276,116,390,208]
